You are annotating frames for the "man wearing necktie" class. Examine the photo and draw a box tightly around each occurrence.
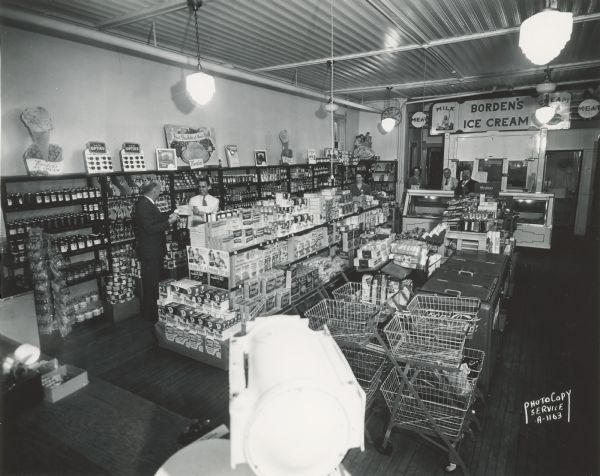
[441,168,458,191]
[189,176,219,226]
[455,168,479,196]
[135,181,178,322]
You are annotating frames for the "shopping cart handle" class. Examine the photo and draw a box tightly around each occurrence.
[458,269,474,277]
[444,288,462,297]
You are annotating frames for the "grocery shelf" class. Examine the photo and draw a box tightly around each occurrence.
[66,270,110,286]
[4,199,101,212]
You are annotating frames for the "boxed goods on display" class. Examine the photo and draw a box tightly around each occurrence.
[105,244,140,305]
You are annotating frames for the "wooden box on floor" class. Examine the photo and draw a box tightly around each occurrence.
[106,297,140,322]
[43,365,89,403]
[155,322,229,370]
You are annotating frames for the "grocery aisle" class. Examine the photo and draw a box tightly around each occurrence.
[5,238,598,475]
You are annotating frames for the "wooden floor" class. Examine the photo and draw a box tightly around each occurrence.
[3,235,598,476]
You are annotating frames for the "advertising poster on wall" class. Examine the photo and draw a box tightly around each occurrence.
[543,92,571,130]
[430,102,459,135]
[164,125,217,168]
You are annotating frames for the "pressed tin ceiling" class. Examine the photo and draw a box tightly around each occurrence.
[1,0,599,108]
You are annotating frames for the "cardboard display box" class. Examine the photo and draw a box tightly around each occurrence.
[42,364,89,403]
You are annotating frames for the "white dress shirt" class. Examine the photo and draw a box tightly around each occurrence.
[441,176,458,191]
[189,193,219,214]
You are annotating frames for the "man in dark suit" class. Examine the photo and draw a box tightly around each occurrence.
[135,182,178,322]
[455,168,479,196]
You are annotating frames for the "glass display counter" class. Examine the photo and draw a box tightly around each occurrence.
[499,192,554,249]
[402,189,554,249]
[402,190,454,232]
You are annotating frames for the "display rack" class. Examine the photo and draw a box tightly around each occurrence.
[1,174,109,299]
[0,161,398,298]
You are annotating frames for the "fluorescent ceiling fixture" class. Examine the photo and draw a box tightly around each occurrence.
[186,72,215,105]
[519,8,573,65]
[535,105,556,124]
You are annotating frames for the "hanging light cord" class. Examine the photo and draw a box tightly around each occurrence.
[330,0,335,179]
[193,3,202,72]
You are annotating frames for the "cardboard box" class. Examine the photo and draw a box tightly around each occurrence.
[42,365,89,403]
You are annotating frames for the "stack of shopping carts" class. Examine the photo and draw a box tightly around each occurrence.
[375,294,484,474]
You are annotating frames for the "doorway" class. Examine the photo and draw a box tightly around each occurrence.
[543,150,583,233]
[426,147,443,188]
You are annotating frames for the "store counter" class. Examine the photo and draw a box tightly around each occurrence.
[402,189,554,249]
[418,250,513,392]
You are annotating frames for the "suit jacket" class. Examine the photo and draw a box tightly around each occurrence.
[455,178,478,196]
[134,196,171,260]
[349,182,372,196]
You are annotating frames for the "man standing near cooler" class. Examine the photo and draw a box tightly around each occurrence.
[135,181,178,322]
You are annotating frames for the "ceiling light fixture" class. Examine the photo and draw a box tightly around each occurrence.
[381,87,401,132]
[328,0,336,184]
[519,0,573,65]
[324,61,338,112]
[185,0,215,105]
[535,67,557,125]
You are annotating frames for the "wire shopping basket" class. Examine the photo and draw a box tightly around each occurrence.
[333,282,385,307]
[407,294,480,338]
[379,348,484,440]
[384,311,477,367]
[305,299,381,344]
[338,342,386,408]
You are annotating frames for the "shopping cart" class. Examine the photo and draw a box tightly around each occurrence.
[332,281,385,307]
[406,294,480,338]
[380,348,484,439]
[304,299,380,345]
[370,294,483,475]
[338,342,386,409]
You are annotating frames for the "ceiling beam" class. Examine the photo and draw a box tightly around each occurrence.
[252,11,600,73]
[95,0,187,30]
[0,6,379,112]
[404,79,600,104]
[333,59,600,94]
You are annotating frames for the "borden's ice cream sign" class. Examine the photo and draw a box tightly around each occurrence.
[430,95,570,135]
[21,107,64,175]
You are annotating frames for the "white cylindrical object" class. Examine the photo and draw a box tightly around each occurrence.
[229,316,365,476]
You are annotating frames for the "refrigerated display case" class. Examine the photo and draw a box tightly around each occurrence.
[500,192,554,249]
[402,190,454,232]
[402,189,554,249]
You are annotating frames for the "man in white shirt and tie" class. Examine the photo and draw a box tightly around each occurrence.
[441,168,458,191]
[188,176,219,226]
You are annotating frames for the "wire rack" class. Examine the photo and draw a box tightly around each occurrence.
[380,348,484,440]
[305,299,380,344]
[332,282,385,307]
[338,342,386,408]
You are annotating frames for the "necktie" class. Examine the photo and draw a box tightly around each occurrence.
[445,178,449,186]
[202,196,207,207]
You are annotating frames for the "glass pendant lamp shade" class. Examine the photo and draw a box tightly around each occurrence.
[534,105,556,124]
[519,8,573,65]
[186,71,215,105]
[381,117,396,132]
[186,0,215,106]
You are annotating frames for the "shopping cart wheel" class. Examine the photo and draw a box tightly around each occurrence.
[444,462,458,473]
[373,438,394,456]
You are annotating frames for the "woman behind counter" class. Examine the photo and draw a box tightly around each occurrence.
[349,171,372,196]
[407,166,423,189]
